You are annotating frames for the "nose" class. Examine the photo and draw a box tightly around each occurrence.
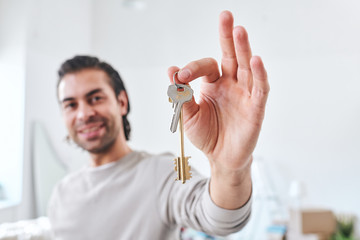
[76,102,95,122]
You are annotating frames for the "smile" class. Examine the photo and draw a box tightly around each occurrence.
[81,126,102,133]
[77,123,105,139]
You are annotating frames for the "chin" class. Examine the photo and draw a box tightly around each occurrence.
[81,139,115,154]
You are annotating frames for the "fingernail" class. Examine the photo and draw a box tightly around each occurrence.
[179,69,190,79]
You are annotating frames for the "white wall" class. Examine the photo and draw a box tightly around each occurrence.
[1,0,359,235]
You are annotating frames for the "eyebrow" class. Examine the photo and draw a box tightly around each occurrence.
[61,88,104,103]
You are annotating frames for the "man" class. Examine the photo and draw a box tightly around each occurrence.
[49,10,269,239]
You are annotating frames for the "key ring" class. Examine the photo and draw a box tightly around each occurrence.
[173,72,182,89]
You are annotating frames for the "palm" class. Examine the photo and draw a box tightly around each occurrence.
[187,74,265,170]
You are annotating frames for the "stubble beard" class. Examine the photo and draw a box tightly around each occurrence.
[70,116,121,154]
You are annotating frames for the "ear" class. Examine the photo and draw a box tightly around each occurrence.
[117,90,128,116]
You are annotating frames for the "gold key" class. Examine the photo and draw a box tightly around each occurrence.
[174,108,191,183]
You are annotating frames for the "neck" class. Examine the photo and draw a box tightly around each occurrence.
[89,135,132,167]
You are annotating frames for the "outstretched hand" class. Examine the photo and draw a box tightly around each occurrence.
[168,11,269,178]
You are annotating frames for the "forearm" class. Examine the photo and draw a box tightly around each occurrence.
[209,156,253,210]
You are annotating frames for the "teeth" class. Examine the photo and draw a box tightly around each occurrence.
[82,126,100,133]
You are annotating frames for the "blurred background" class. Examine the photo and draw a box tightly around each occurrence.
[0,0,359,239]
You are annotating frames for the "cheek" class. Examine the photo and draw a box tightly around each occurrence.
[107,108,123,128]
[63,113,76,131]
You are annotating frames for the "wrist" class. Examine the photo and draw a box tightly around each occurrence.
[210,155,253,186]
[209,156,253,209]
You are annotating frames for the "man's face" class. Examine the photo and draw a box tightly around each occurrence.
[58,69,127,153]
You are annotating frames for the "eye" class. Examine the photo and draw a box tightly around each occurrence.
[64,102,77,110]
[90,96,103,104]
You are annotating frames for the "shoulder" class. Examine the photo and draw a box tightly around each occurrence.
[136,150,174,160]
[51,167,87,194]
[48,168,86,212]
[131,150,180,180]
[135,150,175,167]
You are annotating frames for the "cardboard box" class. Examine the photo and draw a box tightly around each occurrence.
[301,209,336,235]
[288,209,337,240]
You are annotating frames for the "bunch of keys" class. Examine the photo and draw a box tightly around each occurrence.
[167,72,193,184]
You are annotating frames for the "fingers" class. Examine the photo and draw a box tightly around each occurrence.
[219,10,237,78]
[250,56,269,108]
[219,10,254,92]
[176,58,220,84]
[233,26,253,93]
[233,26,252,71]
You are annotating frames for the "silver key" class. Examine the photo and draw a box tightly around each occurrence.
[167,84,193,133]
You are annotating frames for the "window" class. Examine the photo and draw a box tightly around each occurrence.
[0,61,25,208]
[0,0,27,210]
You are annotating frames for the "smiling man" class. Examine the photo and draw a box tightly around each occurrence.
[49,10,269,240]
[58,67,131,165]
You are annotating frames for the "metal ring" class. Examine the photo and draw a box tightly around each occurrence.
[173,72,181,88]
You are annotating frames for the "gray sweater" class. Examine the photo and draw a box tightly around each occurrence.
[48,151,251,240]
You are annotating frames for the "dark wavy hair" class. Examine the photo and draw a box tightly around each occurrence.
[57,55,131,140]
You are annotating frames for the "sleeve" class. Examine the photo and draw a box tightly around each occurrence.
[155,153,252,237]
[47,182,60,220]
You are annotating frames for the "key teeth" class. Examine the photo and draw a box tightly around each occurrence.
[174,158,179,172]
[172,156,192,183]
